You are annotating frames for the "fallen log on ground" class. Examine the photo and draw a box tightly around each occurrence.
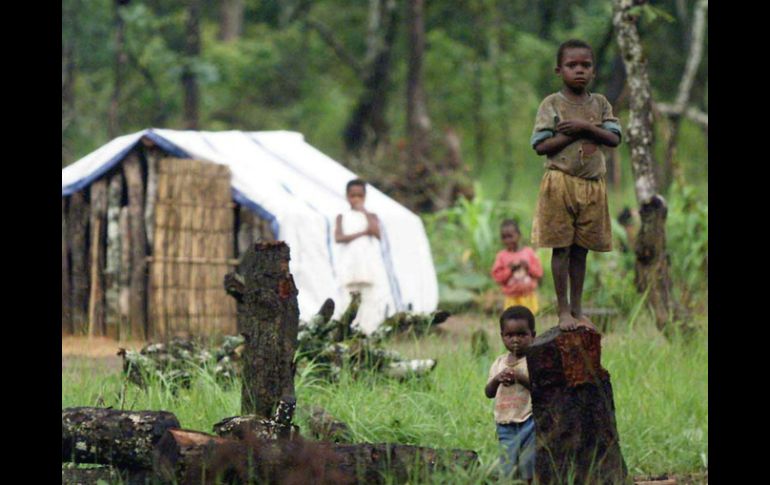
[61,464,151,485]
[307,405,353,443]
[213,396,298,440]
[62,407,180,469]
[525,327,630,485]
[153,428,479,484]
[330,442,479,484]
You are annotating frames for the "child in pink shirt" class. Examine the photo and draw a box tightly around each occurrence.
[491,220,544,314]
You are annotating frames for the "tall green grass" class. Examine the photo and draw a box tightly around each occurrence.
[62,313,707,482]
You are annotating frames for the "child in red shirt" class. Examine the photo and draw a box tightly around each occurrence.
[491,220,544,314]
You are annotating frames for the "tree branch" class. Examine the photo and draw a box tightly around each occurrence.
[655,103,708,129]
[304,18,366,80]
[672,0,707,113]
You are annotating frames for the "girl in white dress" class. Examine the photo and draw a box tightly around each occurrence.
[335,179,388,335]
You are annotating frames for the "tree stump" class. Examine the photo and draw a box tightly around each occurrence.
[525,327,630,485]
[61,407,180,469]
[225,241,299,418]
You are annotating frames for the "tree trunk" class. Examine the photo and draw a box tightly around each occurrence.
[142,145,160,248]
[109,0,127,139]
[526,327,629,485]
[88,178,108,336]
[62,198,73,334]
[123,151,148,340]
[342,0,398,156]
[218,0,244,42]
[661,0,708,191]
[493,47,515,200]
[62,407,180,469]
[537,0,557,39]
[406,0,433,212]
[68,190,90,334]
[182,0,201,129]
[225,242,299,417]
[105,172,124,338]
[605,55,628,107]
[472,61,486,176]
[613,0,679,332]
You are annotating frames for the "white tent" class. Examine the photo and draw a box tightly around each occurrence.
[62,128,438,326]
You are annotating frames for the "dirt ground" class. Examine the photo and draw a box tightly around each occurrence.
[62,335,145,373]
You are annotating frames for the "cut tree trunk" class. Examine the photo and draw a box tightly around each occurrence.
[118,206,132,338]
[613,0,680,332]
[123,151,148,340]
[68,190,90,334]
[62,407,180,469]
[104,171,123,338]
[225,241,300,417]
[88,178,108,336]
[526,327,629,485]
[143,145,160,248]
[153,428,478,485]
[62,197,72,334]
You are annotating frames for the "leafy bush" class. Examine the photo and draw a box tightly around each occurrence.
[425,184,707,320]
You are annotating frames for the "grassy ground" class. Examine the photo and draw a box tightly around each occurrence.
[62,311,707,484]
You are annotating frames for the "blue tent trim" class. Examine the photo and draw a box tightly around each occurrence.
[61,130,191,196]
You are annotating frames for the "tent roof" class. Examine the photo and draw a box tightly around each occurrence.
[62,128,438,323]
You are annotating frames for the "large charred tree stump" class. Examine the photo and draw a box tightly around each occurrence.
[525,327,629,485]
[225,241,299,418]
[62,407,180,469]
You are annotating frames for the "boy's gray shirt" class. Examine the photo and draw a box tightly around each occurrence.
[531,92,622,180]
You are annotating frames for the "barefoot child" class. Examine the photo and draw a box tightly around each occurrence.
[335,179,387,335]
[490,219,543,314]
[530,39,622,331]
[485,306,536,483]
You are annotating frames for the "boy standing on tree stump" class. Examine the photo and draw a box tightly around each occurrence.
[530,39,622,330]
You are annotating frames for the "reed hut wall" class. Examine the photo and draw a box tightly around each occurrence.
[62,143,258,340]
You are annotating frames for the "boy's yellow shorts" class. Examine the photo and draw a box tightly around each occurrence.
[531,169,612,252]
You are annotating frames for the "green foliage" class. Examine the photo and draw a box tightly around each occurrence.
[666,183,708,310]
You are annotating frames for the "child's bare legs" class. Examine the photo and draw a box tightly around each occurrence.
[553,244,596,331]
[552,247,578,330]
[567,244,596,331]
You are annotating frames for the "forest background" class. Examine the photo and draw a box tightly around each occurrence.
[61,0,707,317]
